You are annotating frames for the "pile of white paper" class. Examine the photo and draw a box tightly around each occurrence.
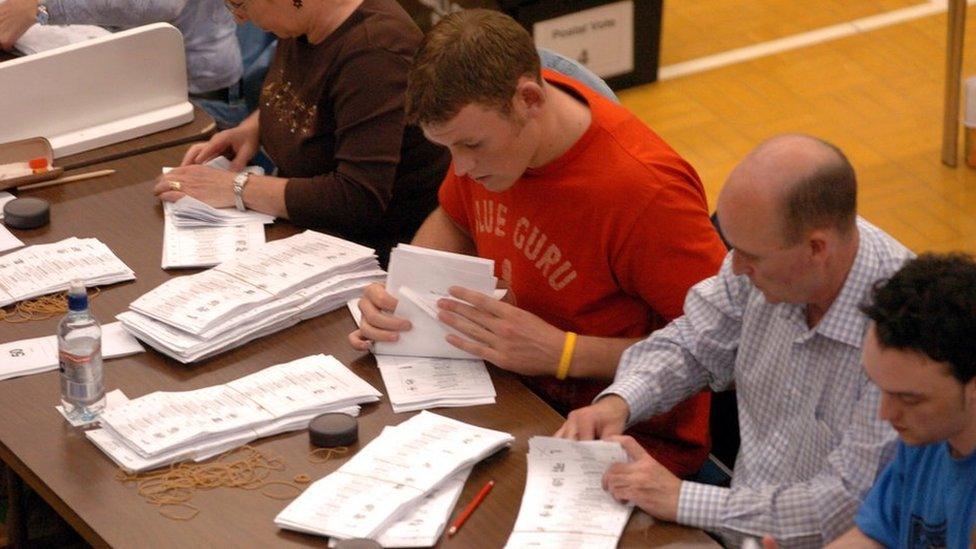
[375,355,496,413]
[87,354,381,472]
[162,197,268,269]
[0,237,135,307]
[160,157,273,269]
[166,194,274,228]
[119,231,385,362]
[275,411,514,541]
[505,437,633,548]
[0,322,143,382]
[374,244,496,360]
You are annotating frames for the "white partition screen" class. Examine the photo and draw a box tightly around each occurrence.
[0,23,194,158]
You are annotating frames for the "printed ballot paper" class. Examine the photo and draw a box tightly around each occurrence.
[119,231,384,362]
[88,354,380,472]
[374,244,496,360]
[276,411,513,541]
[505,437,633,548]
[0,322,143,382]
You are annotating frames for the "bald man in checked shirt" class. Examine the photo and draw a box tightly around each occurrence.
[557,134,914,547]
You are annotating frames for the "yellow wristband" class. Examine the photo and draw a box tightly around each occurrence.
[555,331,577,380]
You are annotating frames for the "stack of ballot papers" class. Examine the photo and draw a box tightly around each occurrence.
[162,196,270,269]
[86,354,381,472]
[374,355,496,413]
[0,322,143,382]
[0,237,135,307]
[275,411,514,541]
[118,231,385,362]
[348,299,498,413]
[505,437,633,548]
[374,244,496,360]
[160,157,273,269]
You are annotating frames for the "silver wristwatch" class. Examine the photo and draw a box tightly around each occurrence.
[232,171,251,212]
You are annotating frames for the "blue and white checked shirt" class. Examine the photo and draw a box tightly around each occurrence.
[600,218,913,547]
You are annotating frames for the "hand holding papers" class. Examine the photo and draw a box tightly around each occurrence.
[275,411,513,541]
[88,354,380,472]
[374,244,497,360]
[505,437,633,548]
[348,298,498,413]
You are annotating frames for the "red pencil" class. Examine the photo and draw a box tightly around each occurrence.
[447,479,495,537]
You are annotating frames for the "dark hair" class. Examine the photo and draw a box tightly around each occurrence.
[862,253,976,384]
[405,9,541,126]
[782,139,857,243]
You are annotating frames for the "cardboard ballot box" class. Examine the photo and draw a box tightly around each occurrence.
[398,0,663,89]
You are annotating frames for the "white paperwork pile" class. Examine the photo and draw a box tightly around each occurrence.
[375,244,496,360]
[118,231,385,363]
[363,244,499,413]
[0,237,134,307]
[161,158,273,269]
[87,354,381,472]
[275,411,513,541]
[505,437,633,548]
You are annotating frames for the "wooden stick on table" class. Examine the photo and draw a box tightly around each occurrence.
[18,169,116,191]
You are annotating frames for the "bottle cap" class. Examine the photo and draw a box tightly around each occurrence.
[3,197,50,230]
[67,281,88,311]
[309,413,358,447]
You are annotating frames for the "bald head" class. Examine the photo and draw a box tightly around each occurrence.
[721,134,857,244]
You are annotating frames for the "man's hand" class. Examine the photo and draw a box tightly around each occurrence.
[154,165,237,208]
[348,283,411,351]
[602,435,681,522]
[436,285,563,376]
[555,395,629,440]
[0,0,36,51]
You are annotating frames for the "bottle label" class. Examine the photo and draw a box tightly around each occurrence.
[59,346,102,401]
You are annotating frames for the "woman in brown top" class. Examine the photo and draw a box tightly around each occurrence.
[154,0,449,264]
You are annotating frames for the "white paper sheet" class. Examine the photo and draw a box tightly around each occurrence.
[0,321,144,382]
[275,412,513,540]
[374,244,497,359]
[505,437,633,549]
[0,224,23,253]
[0,237,134,307]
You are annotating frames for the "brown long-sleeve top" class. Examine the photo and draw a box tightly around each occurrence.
[260,0,449,263]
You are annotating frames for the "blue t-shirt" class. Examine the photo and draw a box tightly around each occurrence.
[856,441,976,548]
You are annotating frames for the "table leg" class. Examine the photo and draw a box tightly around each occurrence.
[942,0,967,167]
[2,464,27,549]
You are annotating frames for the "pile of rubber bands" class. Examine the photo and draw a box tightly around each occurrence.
[0,288,100,323]
[116,445,348,521]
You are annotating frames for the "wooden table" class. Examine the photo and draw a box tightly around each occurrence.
[0,145,718,548]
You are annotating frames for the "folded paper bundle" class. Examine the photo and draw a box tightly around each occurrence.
[87,354,381,472]
[276,411,513,541]
[119,230,385,362]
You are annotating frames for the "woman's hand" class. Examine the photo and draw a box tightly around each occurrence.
[181,115,260,170]
[153,165,237,207]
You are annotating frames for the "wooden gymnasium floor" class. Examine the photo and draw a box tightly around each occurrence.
[625,0,976,255]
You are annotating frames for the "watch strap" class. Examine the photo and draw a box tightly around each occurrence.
[232,171,250,212]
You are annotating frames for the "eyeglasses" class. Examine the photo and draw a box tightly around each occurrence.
[225,0,247,14]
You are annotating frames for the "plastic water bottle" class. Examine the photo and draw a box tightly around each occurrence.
[58,281,105,422]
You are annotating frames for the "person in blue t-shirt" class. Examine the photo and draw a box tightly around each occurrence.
[845,253,976,548]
